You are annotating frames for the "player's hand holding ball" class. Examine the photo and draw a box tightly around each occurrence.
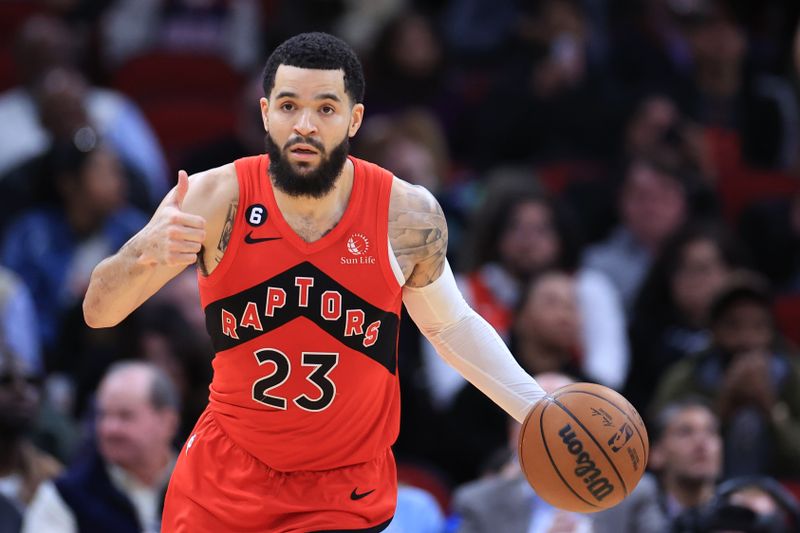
[518,382,649,513]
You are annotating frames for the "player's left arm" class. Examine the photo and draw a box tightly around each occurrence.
[389,178,545,423]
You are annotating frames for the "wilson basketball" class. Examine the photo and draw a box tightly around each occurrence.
[518,382,649,513]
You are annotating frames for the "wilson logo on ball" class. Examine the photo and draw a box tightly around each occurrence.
[559,424,615,501]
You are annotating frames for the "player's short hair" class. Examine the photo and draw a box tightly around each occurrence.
[262,32,365,105]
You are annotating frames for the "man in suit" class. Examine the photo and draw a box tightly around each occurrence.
[23,361,179,533]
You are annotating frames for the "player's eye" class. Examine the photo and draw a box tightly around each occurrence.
[280,102,294,112]
[320,105,335,115]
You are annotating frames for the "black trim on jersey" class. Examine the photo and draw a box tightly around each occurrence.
[204,262,399,374]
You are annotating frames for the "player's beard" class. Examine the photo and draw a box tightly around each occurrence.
[266,132,350,199]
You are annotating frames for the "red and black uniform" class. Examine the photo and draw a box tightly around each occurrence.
[163,155,403,533]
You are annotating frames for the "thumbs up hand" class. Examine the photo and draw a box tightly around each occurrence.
[137,170,207,267]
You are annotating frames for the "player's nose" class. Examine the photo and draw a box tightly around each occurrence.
[293,109,318,136]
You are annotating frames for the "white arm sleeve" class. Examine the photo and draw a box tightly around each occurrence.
[403,261,545,423]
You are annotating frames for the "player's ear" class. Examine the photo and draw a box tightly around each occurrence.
[260,97,269,132]
[348,103,364,138]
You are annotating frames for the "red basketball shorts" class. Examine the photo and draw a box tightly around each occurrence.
[162,410,397,532]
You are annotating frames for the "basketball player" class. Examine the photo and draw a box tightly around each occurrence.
[83,32,546,532]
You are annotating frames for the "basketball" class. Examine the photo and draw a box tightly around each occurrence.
[518,382,649,513]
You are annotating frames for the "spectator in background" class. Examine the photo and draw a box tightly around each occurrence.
[626,221,748,412]
[511,270,587,380]
[0,266,42,374]
[563,90,712,248]
[683,3,799,170]
[23,361,179,533]
[134,302,212,444]
[356,110,451,199]
[606,0,696,106]
[652,274,800,478]
[0,348,61,518]
[102,0,262,72]
[0,15,167,204]
[583,155,696,314]
[468,0,621,167]
[591,472,668,533]
[364,12,457,124]
[647,397,722,527]
[677,476,800,533]
[622,93,713,181]
[149,268,206,339]
[0,67,154,228]
[1,138,147,356]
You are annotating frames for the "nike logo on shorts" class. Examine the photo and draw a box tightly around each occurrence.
[350,488,375,500]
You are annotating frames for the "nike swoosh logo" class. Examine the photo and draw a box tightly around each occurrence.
[244,232,281,244]
[350,488,375,501]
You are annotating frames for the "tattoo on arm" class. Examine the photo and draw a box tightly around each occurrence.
[214,201,238,265]
[388,181,448,288]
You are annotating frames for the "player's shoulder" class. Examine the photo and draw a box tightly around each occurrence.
[188,162,236,191]
[188,163,237,200]
[389,176,442,218]
[181,163,238,217]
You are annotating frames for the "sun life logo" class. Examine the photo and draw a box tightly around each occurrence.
[347,233,369,256]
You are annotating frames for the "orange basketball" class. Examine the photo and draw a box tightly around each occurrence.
[518,382,649,513]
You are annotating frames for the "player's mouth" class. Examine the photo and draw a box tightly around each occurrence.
[289,144,320,158]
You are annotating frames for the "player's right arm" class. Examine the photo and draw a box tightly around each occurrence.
[83,166,235,328]
[389,177,546,423]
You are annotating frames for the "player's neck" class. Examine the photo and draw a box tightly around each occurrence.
[273,159,355,241]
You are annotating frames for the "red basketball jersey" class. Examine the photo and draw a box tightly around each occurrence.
[197,154,403,472]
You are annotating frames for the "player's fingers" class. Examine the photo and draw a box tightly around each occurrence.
[170,252,199,266]
[173,170,190,208]
[169,211,207,230]
[170,227,206,243]
[169,240,202,254]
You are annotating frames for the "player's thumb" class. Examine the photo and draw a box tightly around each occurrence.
[173,170,190,209]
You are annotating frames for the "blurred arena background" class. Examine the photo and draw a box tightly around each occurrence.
[1,1,800,532]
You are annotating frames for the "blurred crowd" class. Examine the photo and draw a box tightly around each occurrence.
[0,0,799,532]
